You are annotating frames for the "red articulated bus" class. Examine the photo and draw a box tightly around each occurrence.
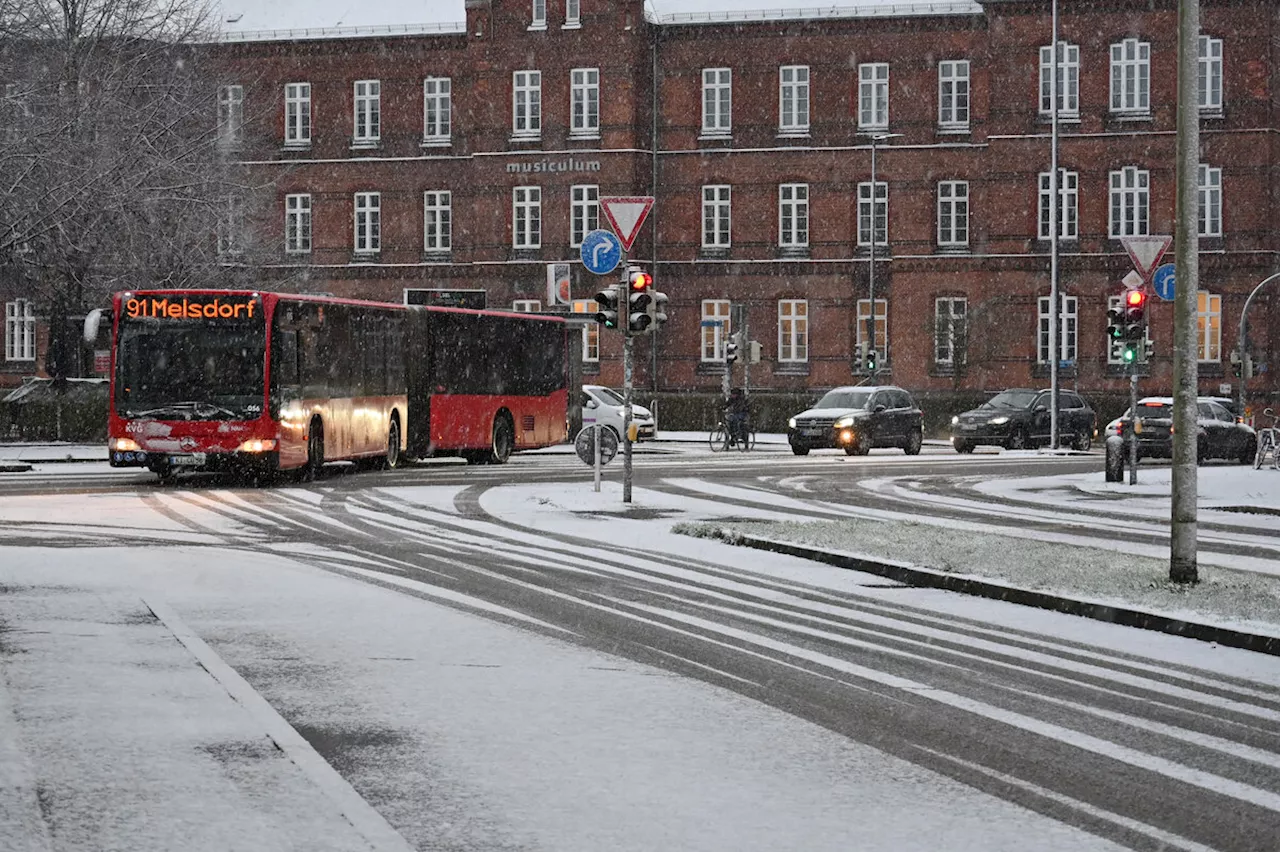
[105,290,569,481]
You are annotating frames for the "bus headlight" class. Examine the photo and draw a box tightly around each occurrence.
[237,438,278,453]
[111,437,140,452]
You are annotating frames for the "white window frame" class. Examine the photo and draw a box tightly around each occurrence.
[937,180,969,247]
[701,299,731,362]
[570,68,599,137]
[1197,291,1221,361]
[354,192,381,254]
[1039,42,1080,118]
[702,68,731,136]
[4,298,35,362]
[570,184,598,248]
[513,186,541,249]
[778,299,808,363]
[512,300,542,313]
[1038,295,1078,364]
[859,63,889,131]
[1110,38,1150,115]
[937,60,969,130]
[531,0,546,29]
[1109,166,1149,238]
[1198,164,1222,238]
[1198,36,1223,113]
[285,193,311,254]
[513,71,542,138]
[285,82,311,146]
[423,77,452,143]
[778,183,809,249]
[1107,294,1149,364]
[353,80,380,145]
[424,190,452,252]
[572,300,600,362]
[779,65,810,135]
[1038,169,1078,240]
[702,185,731,249]
[564,0,580,28]
[217,85,244,147]
[934,297,966,366]
[856,299,888,363]
[857,181,887,248]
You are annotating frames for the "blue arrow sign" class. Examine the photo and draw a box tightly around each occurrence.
[1153,263,1176,301]
[580,229,622,276]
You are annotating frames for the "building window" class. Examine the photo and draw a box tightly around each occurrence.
[285,82,311,146]
[937,60,969,130]
[934,297,967,366]
[424,191,452,252]
[285,193,311,254]
[1038,169,1078,240]
[571,184,598,247]
[512,300,542,312]
[531,0,546,28]
[423,77,451,142]
[565,0,580,27]
[856,299,888,363]
[778,183,809,249]
[1039,42,1080,117]
[1107,294,1149,364]
[217,196,243,257]
[4,299,35,362]
[353,80,381,145]
[1197,291,1221,361]
[937,181,969,247]
[216,85,243,147]
[857,181,887,247]
[1110,38,1150,115]
[1109,166,1149,237]
[1199,36,1223,113]
[513,186,541,248]
[354,192,380,254]
[572,300,600,362]
[701,299,731,361]
[779,65,809,134]
[1198,164,1222,238]
[702,185,731,249]
[1037,295,1078,364]
[513,71,542,138]
[859,63,889,130]
[702,68,731,136]
[571,68,599,137]
[778,299,808,362]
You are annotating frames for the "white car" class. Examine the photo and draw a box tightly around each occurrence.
[580,385,655,442]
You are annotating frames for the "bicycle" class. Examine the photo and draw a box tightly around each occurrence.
[709,418,756,452]
[1254,407,1280,470]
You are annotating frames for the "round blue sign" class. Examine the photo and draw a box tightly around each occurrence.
[580,229,622,276]
[1153,263,1176,301]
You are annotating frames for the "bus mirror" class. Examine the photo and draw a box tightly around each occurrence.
[83,308,104,345]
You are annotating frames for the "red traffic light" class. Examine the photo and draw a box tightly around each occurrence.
[1125,288,1146,308]
[629,270,653,291]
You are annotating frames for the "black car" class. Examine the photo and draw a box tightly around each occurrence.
[1119,397,1256,463]
[951,388,1096,452]
[787,385,923,456]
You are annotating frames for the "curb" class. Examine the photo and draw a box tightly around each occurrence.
[0,462,33,473]
[724,532,1280,657]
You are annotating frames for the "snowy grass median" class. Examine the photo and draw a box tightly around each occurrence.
[674,517,1280,640]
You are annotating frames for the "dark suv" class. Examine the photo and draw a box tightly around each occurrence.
[951,388,1095,452]
[787,385,924,456]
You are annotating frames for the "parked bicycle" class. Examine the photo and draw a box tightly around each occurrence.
[1254,407,1280,470]
[709,418,756,452]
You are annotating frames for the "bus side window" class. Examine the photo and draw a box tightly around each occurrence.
[272,329,300,389]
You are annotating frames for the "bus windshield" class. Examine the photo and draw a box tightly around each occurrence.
[115,320,266,420]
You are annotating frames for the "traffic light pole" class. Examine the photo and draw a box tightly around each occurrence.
[621,263,634,505]
[1128,367,1139,485]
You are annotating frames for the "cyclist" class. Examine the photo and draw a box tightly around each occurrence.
[724,387,751,445]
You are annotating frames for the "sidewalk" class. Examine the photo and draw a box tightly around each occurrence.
[0,442,106,465]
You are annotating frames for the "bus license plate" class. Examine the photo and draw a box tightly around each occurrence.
[168,453,206,466]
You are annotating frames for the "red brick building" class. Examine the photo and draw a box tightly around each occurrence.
[8,0,1277,424]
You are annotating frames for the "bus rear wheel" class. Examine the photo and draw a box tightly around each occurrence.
[380,417,401,470]
[489,416,513,464]
[301,419,324,481]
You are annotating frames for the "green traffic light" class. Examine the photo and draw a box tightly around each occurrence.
[1122,345,1137,363]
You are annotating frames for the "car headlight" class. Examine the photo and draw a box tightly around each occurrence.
[989,416,1010,425]
[835,417,855,429]
[788,417,796,429]
[951,416,959,425]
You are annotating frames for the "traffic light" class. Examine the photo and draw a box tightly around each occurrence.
[1117,284,1148,364]
[594,284,619,329]
[626,267,653,333]
[865,347,878,373]
[725,331,740,364]
[1123,286,1147,333]
[648,288,669,330]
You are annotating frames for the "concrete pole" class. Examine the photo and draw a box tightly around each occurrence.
[1170,0,1201,583]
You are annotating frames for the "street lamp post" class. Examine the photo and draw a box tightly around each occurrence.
[866,132,902,375]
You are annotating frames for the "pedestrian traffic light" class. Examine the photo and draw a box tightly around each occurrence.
[1143,339,1155,362]
[725,331,740,364]
[648,289,669,330]
[626,267,653,333]
[594,285,619,329]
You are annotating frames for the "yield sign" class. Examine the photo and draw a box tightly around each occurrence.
[600,196,654,252]
[1121,235,1172,281]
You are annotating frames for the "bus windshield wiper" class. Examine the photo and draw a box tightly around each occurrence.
[131,401,242,420]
